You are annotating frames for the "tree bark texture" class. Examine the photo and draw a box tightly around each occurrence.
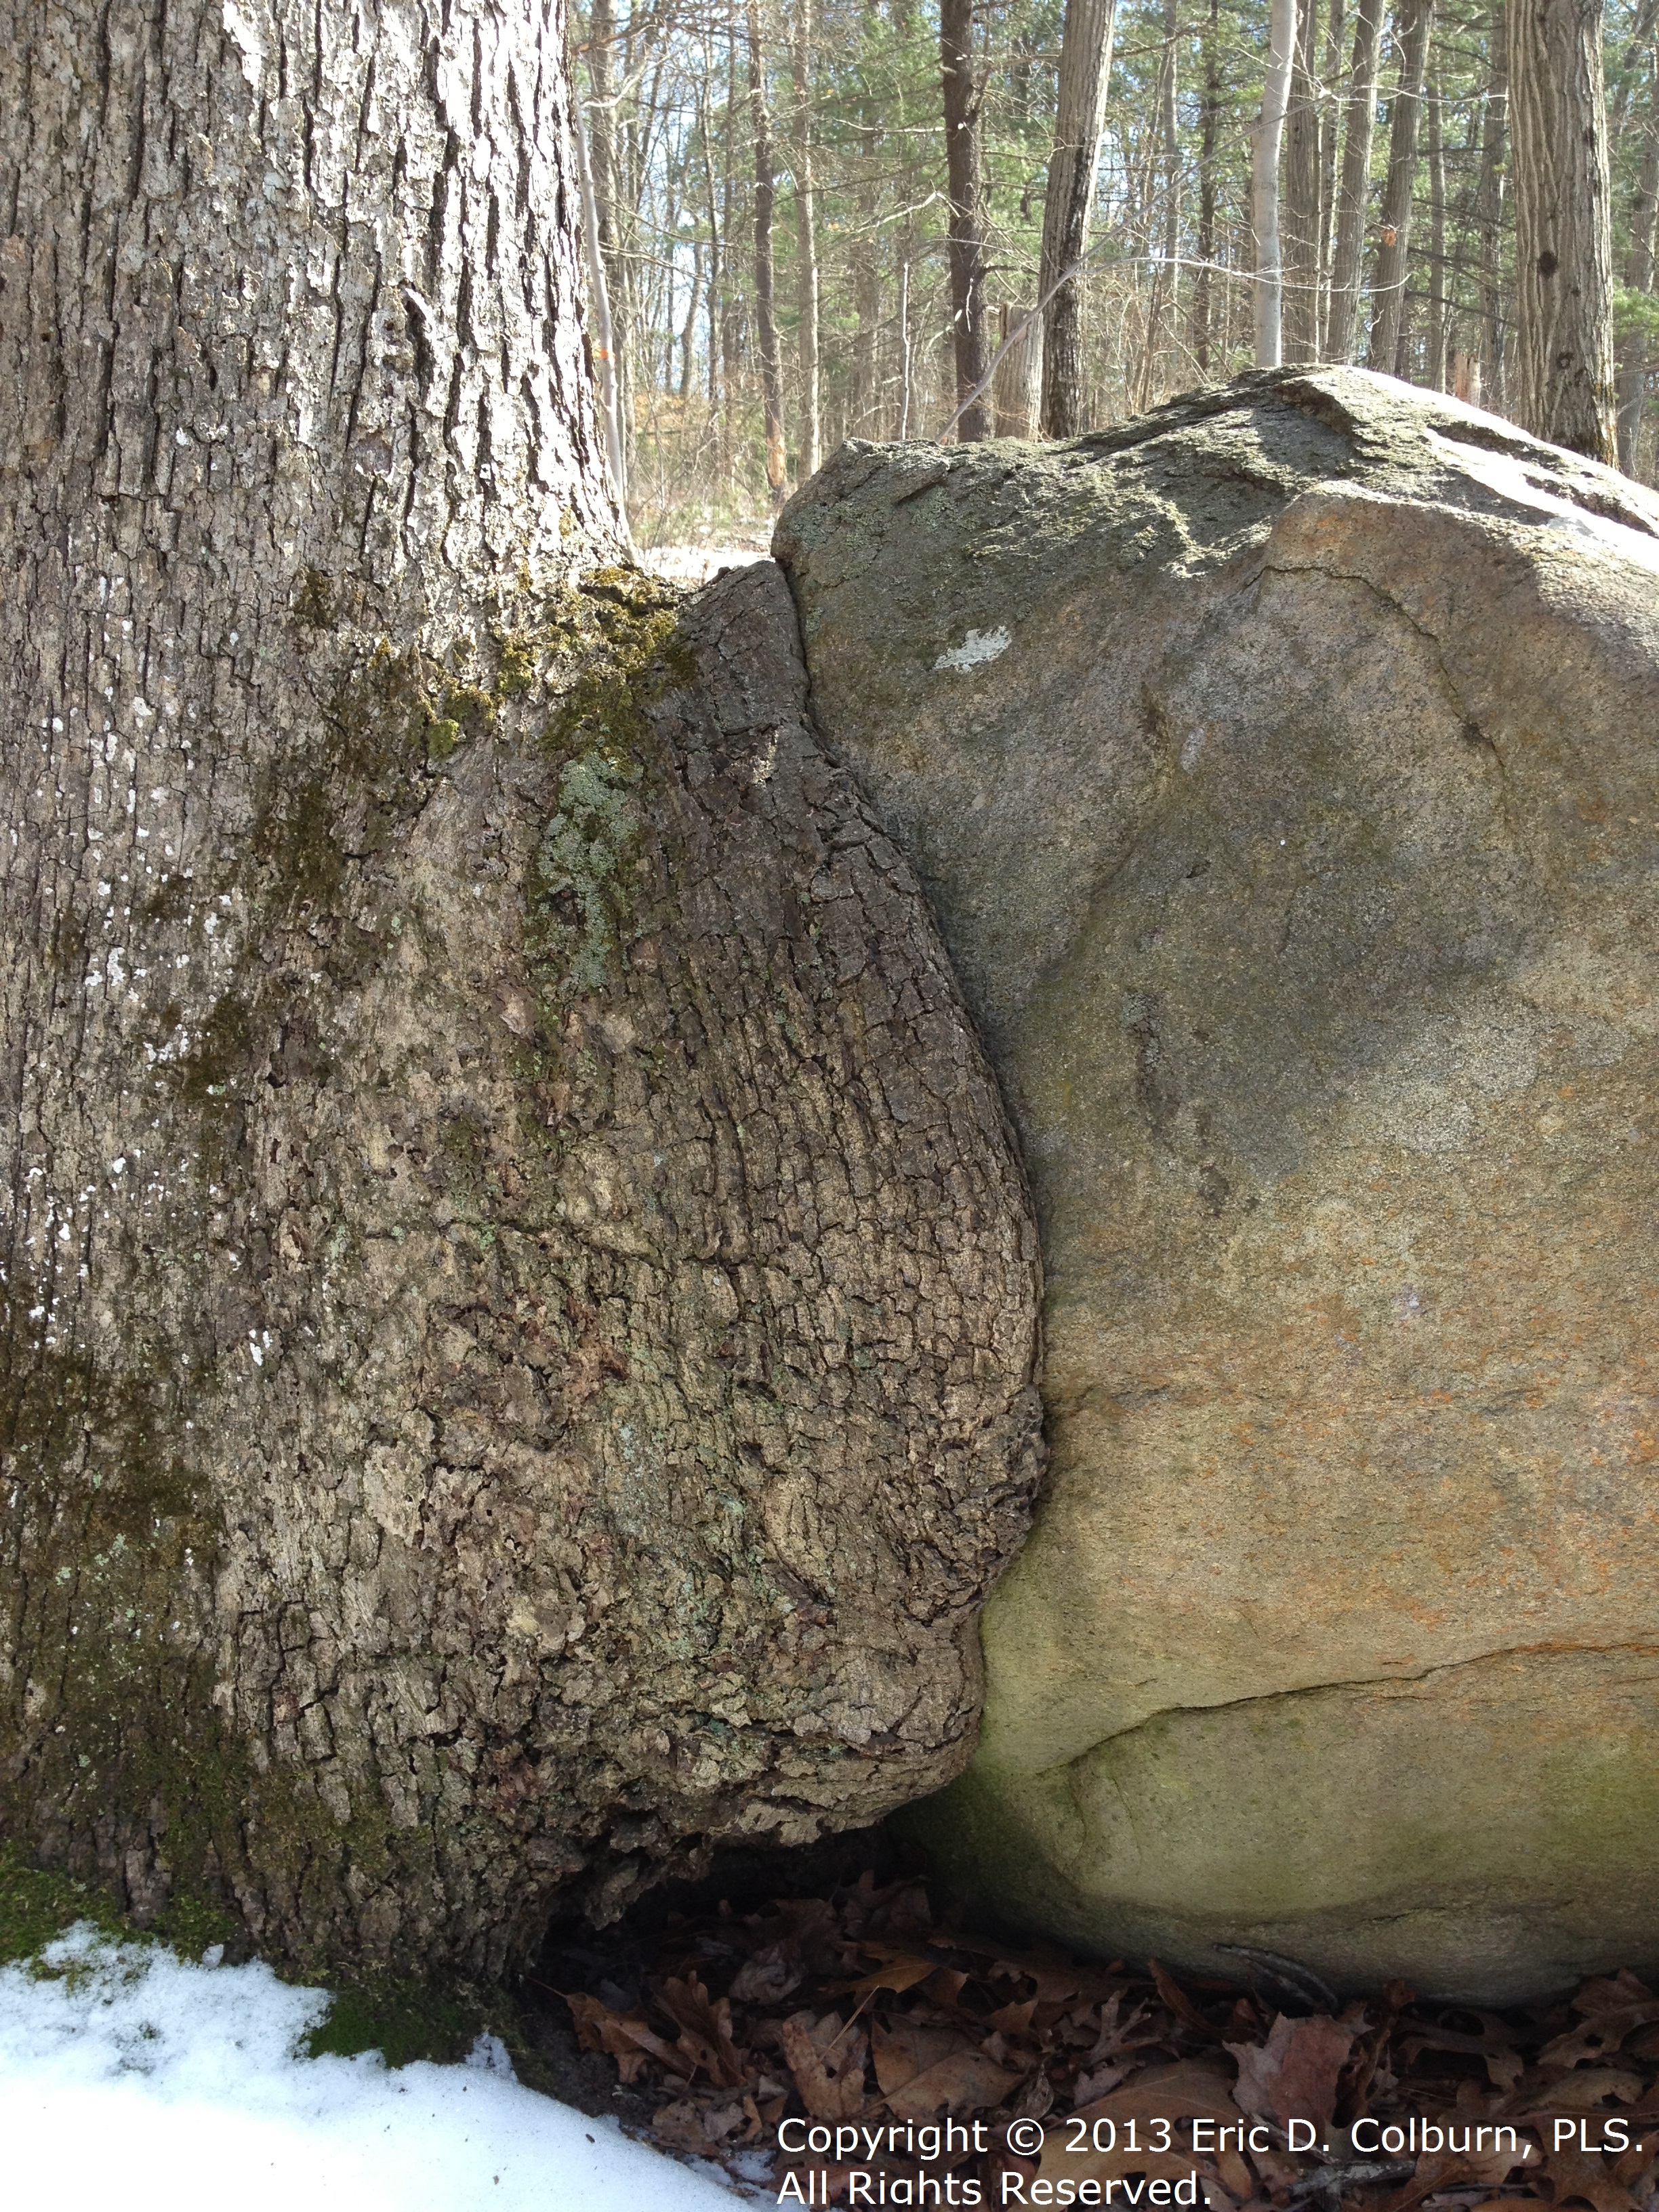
[1039,0,1118,437]
[0,0,1044,1977]
[1368,0,1436,374]
[745,0,788,504]
[1328,0,1386,363]
[1282,0,1324,363]
[1509,0,1618,463]
[942,0,994,440]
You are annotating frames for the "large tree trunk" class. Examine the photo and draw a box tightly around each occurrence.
[942,0,994,439]
[1328,0,1386,363]
[1039,0,1118,437]
[1367,0,1436,373]
[1509,0,1617,462]
[0,0,1043,1978]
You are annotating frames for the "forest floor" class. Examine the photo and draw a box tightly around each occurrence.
[518,1824,1659,2209]
[5,1828,1659,2208]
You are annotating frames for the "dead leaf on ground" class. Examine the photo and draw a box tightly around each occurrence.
[655,1972,747,2089]
[560,1988,679,2084]
[729,1940,804,2006]
[1228,2010,1357,2129]
[780,2009,867,2120]
[884,2045,1024,2118]
[872,2017,972,2095]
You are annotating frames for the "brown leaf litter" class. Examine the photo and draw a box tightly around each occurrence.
[531,1875,1659,2207]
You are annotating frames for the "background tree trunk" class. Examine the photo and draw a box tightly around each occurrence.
[1283,0,1324,363]
[1137,0,1183,406]
[943,0,994,438]
[1039,0,1119,436]
[1476,11,1511,411]
[1193,0,1224,375]
[1427,77,1450,386]
[0,0,1042,1977]
[1616,55,1659,470]
[746,0,788,503]
[1328,0,1387,363]
[789,0,823,480]
[1368,0,1437,372]
[1317,0,1349,351]
[1509,0,1618,461]
[1254,0,1298,364]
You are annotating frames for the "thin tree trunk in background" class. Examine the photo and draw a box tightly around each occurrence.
[1610,0,1659,139]
[697,68,723,426]
[1368,0,1435,372]
[1254,0,1298,363]
[1509,0,1616,461]
[1194,0,1223,374]
[1284,0,1324,361]
[1616,56,1659,470]
[745,0,787,504]
[1318,0,1348,350]
[679,241,701,403]
[573,79,629,508]
[721,25,740,479]
[1329,0,1385,361]
[789,1,822,479]
[1476,12,1510,410]
[1426,78,1448,387]
[897,255,915,437]
[942,0,994,438]
[588,0,630,481]
[1040,0,1119,435]
[1139,0,1183,405]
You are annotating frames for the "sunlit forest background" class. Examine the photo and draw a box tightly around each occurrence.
[571,0,1659,549]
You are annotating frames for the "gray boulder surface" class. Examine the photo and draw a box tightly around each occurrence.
[774,367,1659,2001]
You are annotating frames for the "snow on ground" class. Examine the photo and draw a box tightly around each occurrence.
[0,1924,752,2212]
[639,538,771,588]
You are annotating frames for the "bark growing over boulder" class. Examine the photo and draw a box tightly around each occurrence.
[777,366,1659,2002]
[0,0,1041,1976]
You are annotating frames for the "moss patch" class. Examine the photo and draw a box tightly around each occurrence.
[304,1973,480,2068]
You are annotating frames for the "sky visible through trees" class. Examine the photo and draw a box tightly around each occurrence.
[571,0,1658,539]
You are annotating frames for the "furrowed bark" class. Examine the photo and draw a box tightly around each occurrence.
[1509,0,1617,462]
[0,0,1043,1979]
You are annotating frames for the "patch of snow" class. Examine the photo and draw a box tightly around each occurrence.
[933,626,1012,674]
[0,1926,740,2211]
[642,543,769,588]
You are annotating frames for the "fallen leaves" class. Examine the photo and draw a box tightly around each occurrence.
[535,1872,1659,2209]
[1229,2009,1359,2129]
